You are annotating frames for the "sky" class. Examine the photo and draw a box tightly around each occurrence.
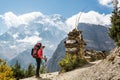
[0,0,113,17]
[0,0,120,34]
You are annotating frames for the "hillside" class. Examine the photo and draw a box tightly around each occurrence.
[21,46,120,80]
[75,46,120,80]
[52,46,120,80]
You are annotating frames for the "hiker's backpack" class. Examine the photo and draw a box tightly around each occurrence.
[31,43,41,58]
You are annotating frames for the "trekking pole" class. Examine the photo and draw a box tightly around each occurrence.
[43,57,47,78]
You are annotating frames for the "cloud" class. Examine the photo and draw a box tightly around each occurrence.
[0,11,112,33]
[35,14,69,33]
[66,11,111,29]
[0,15,2,18]
[98,0,120,7]
[98,0,112,7]
[17,36,42,44]
[1,12,69,33]
[13,32,19,39]
[1,12,44,28]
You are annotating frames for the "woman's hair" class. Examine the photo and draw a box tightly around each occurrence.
[42,46,45,48]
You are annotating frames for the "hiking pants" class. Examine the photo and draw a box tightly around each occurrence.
[36,58,41,77]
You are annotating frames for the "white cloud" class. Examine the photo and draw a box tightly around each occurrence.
[1,12,44,28]
[1,11,69,32]
[0,15,2,18]
[17,36,42,44]
[0,11,112,34]
[13,32,19,39]
[99,0,112,7]
[98,0,120,7]
[66,11,111,29]
[35,14,69,33]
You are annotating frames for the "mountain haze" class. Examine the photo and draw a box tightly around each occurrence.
[0,13,67,63]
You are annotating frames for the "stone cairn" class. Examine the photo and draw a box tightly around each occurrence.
[64,28,86,58]
[64,28,108,61]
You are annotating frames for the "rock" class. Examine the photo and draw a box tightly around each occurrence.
[85,50,108,62]
[75,46,120,80]
[64,28,86,58]
[58,28,88,73]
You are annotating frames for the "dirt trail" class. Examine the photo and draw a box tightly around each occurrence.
[21,60,101,80]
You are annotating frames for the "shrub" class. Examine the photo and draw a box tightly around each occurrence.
[11,61,35,79]
[25,63,35,77]
[11,60,25,79]
[0,59,14,80]
[59,53,87,73]
[40,61,49,74]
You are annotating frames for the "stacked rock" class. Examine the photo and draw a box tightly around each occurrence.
[64,28,86,58]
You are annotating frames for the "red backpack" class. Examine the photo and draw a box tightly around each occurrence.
[31,43,41,58]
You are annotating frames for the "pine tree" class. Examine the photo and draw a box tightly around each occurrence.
[27,63,35,77]
[40,65,46,74]
[0,59,14,80]
[11,60,25,79]
[109,4,120,46]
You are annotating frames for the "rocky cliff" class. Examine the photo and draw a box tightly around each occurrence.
[47,39,66,72]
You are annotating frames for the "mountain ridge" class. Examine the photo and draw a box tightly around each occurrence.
[0,14,67,61]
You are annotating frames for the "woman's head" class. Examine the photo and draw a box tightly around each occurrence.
[41,46,45,49]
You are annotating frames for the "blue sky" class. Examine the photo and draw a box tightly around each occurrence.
[0,0,119,34]
[0,0,113,18]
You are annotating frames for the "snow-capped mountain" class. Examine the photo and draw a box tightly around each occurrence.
[0,12,115,69]
[0,13,67,61]
[8,23,115,69]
